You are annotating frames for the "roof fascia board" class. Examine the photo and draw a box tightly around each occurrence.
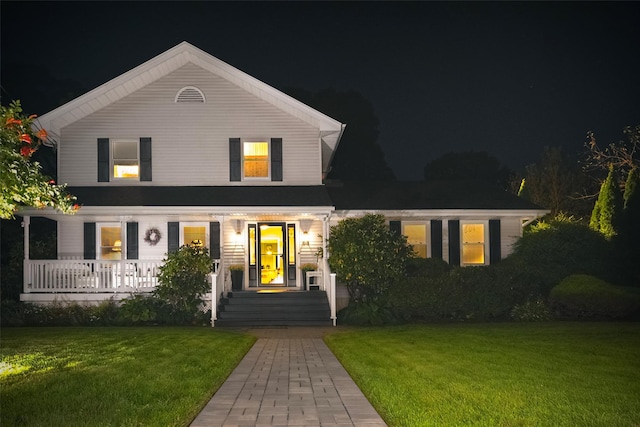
[332,209,550,218]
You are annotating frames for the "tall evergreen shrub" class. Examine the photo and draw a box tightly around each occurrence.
[590,165,624,239]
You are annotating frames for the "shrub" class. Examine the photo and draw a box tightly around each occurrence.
[118,294,163,325]
[154,245,213,324]
[507,218,613,294]
[389,265,530,322]
[549,274,640,319]
[328,214,412,304]
[337,301,401,326]
[405,257,452,278]
[510,298,552,321]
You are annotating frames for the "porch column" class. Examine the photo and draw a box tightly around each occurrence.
[323,214,336,326]
[22,216,30,293]
[119,218,126,288]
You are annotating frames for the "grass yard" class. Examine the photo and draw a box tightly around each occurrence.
[0,327,255,427]
[325,322,640,427]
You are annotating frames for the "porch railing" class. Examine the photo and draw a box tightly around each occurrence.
[24,260,164,293]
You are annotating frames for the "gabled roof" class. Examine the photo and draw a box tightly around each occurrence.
[36,42,345,174]
[326,180,548,212]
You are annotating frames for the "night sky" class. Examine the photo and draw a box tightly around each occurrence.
[2,1,639,179]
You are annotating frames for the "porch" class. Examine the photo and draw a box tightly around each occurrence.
[21,259,339,326]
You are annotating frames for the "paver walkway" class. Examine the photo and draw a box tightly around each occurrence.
[190,328,387,427]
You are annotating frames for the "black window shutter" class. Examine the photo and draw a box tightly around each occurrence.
[431,220,443,259]
[84,223,96,259]
[389,221,401,237]
[209,222,220,259]
[271,138,283,181]
[127,222,139,259]
[97,138,110,182]
[168,222,179,253]
[489,219,501,264]
[140,137,152,181]
[448,220,460,266]
[229,138,241,181]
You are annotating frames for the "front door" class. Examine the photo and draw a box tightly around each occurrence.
[258,223,285,286]
[247,222,297,288]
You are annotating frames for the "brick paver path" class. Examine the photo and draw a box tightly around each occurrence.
[190,333,387,426]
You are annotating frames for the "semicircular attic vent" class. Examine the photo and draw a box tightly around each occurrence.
[175,86,206,103]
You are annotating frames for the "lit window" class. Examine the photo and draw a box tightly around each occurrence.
[113,140,139,179]
[243,141,269,178]
[183,226,206,247]
[404,224,428,258]
[100,225,122,260]
[462,223,486,265]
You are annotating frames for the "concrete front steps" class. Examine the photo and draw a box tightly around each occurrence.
[215,290,333,327]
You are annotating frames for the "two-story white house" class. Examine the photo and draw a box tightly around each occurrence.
[17,42,547,324]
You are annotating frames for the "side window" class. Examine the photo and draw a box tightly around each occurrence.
[461,222,488,266]
[243,141,269,179]
[403,223,428,258]
[112,140,139,179]
[99,224,122,260]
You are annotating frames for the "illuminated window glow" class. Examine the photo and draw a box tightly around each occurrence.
[183,226,206,247]
[462,223,485,265]
[113,141,139,179]
[100,225,122,260]
[243,141,269,178]
[404,224,427,258]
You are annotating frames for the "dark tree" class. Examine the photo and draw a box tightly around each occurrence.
[423,151,514,190]
[583,125,640,192]
[521,146,592,217]
[284,88,395,181]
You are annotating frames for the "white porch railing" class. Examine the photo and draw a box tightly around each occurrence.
[24,260,164,293]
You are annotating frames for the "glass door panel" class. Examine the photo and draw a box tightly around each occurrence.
[258,223,285,286]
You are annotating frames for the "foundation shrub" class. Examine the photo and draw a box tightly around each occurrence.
[549,274,640,319]
[154,245,213,324]
[508,219,613,294]
[118,294,163,325]
[510,298,552,321]
[390,265,529,321]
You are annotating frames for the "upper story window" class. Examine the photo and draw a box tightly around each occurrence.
[98,138,152,182]
[229,138,282,182]
[243,141,269,178]
[112,140,139,179]
[461,222,488,266]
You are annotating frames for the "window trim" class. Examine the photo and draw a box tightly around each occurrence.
[459,220,489,266]
[111,139,140,181]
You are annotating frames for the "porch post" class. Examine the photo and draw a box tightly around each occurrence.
[211,271,218,327]
[119,218,126,288]
[323,214,336,326]
[330,273,337,326]
[22,216,30,293]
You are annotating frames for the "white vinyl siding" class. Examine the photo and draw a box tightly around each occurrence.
[58,222,84,259]
[500,218,523,259]
[59,64,321,186]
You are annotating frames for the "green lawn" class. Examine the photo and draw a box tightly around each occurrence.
[0,327,255,427]
[325,322,640,427]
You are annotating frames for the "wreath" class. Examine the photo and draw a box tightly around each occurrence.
[144,227,162,246]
